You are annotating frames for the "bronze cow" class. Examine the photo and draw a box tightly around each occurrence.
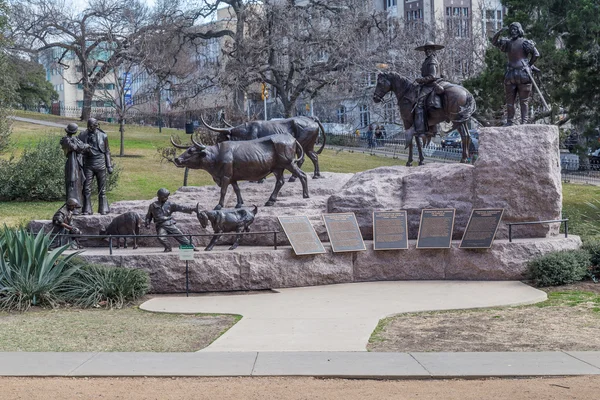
[201,115,326,180]
[171,135,309,209]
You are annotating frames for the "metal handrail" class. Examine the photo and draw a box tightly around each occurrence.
[506,219,568,242]
[54,231,281,255]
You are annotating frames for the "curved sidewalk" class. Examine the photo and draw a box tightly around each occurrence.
[140,281,547,352]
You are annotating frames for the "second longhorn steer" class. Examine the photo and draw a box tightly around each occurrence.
[201,115,326,180]
[171,134,309,209]
[196,205,258,251]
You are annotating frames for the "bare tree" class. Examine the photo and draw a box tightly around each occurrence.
[9,0,151,121]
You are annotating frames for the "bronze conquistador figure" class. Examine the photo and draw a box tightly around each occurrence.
[414,41,445,135]
[492,22,540,125]
[78,118,113,215]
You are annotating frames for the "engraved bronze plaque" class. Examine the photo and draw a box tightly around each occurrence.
[416,209,455,249]
[373,211,408,250]
[460,209,505,249]
[322,213,366,253]
[278,216,326,255]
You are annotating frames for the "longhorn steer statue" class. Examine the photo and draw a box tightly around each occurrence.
[171,134,309,209]
[201,115,326,180]
[196,204,258,251]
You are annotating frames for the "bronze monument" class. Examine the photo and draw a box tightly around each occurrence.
[144,188,198,252]
[492,22,540,125]
[60,123,89,213]
[78,118,113,215]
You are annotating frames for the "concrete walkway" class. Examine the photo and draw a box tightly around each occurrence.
[140,281,547,352]
[10,116,68,128]
[2,351,600,378]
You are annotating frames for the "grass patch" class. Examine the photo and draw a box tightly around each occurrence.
[0,306,241,352]
[562,183,600,238]
[535,290,600,309]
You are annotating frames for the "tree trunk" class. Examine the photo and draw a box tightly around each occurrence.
[119,117,125,156]
[81,87,93,121]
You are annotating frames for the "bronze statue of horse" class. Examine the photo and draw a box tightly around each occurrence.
[373,72,476,165]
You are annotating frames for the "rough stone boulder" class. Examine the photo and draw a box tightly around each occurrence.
[328,125,562,239]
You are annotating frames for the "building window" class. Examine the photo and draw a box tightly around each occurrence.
[384,0,397,9]
[384,102,396,123]
[485,8,504,38]
[337,106,347,124]
[360,105,370,127]
[76,101,84,108]
[362,72,377,87]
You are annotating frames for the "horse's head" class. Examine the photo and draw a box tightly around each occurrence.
[373,73,391,103]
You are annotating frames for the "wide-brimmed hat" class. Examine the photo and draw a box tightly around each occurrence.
[414,41,445,51]
[64,123,79,135]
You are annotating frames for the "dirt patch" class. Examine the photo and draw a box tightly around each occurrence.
[369,285,600,352]
[2,376,600,400]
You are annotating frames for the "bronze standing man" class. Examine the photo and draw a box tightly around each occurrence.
[414,41,445,135]
[492,22,540,125]
[145,188,199,252]
[60,123,89,214]
[78,118,113,215]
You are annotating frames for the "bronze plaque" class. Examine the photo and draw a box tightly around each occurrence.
[460,209,505,249]
[278,216,326,255]
[416,209,456,249]
[323,213,366,253]
[373,211,408,250]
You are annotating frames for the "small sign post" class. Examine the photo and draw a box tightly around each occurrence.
[179,244,195,296]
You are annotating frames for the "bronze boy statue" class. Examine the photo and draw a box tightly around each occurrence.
[51,198,82,249]
[145,188,199,252]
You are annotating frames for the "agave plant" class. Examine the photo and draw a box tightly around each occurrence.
[0,227,82,311]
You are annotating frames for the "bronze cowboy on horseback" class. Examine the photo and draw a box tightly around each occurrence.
[413,41,445,136]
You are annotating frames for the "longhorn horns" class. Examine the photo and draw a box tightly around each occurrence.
[170,136,188,149]
[170,135,206,150]
[200,114,231,134]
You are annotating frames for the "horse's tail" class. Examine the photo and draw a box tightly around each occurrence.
[455,90,477,123]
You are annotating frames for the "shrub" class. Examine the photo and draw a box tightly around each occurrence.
[59,263,150,309]
[0,227,82,311]
[0,135,121,201]
[527,249,591,287]
[0,108,11,153]
[582,238,600,282]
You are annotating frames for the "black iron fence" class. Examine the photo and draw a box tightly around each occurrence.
[54,231,281,255]
[324,133,472,163]
[561,159,600,185]
[506,219,569,242]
